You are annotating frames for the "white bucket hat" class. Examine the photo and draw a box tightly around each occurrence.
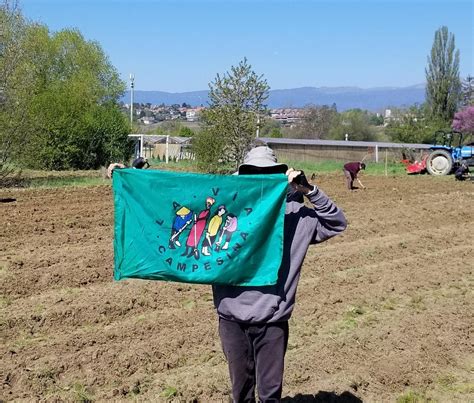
[238,146,288,175]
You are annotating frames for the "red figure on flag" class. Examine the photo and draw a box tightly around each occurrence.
[183,197,215,259]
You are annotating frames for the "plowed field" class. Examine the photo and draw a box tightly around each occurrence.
[1,174,473,402]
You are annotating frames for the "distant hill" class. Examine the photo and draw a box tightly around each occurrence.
[122,84,425,111]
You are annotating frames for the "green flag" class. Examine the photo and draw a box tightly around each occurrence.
[113,169,287,286]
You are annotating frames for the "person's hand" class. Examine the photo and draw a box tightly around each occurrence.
[286,168,313,194]
[107,163,126,178]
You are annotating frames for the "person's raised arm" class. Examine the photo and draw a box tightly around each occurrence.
[287,168,347,244]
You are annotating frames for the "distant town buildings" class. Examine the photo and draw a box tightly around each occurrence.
[186,107,205,122]
[270,108,305,124]
[123,103,392,128]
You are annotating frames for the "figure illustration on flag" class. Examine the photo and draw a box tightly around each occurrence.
[182,197,215,259]
[202,205,227,256]
[215,213,238,251]
[169,206,193,249]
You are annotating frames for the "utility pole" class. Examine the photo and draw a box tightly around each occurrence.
[256,115,260,138]
[129,73,135,128]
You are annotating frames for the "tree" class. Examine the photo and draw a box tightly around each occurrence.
[0,0,29,166]
[179,126,194,137]
[291,104,337,139]
[0,2,132,170]
[385,104,446,144]
[460,75,474,107]
[425,26,461,122]
[194,58,270,171]
[260,118,282,138]
[452,106,474,134]
[329,109,377,141]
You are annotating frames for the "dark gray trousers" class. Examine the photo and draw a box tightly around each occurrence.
[218,318,289,402]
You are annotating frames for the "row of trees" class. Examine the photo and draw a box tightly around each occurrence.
[261,105,383,142]
[193,26,472,171]
[0,0,132,173]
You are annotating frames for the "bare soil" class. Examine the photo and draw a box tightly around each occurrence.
[1,174,473,402]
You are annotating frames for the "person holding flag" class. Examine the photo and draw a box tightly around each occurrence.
[213,145,347,402]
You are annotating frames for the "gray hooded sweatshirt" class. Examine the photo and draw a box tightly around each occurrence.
[212,186,347,324]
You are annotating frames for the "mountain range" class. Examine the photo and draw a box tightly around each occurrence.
[122,84,426,111]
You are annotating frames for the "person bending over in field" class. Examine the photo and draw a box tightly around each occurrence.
[132,157,150,169]
[343,161,366,190]
[454,162,470,181]
[106,157,149,178]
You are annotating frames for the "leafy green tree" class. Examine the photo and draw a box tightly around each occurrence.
[194,58,270,171]
[385,104,446,144]
[425,26,461,122]
[260,118,282,138]
[0,2,131,170]
[0,0,30,166]
[179,126,194,137]
[369,113,384,126]
[329,109,377,141]
[268,127,283,138]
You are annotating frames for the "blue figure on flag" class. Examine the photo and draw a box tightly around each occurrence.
[169,206,193,249]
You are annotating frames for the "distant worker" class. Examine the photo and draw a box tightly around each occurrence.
[106,157,149,179]
[343,161,366,190]
[132,157,150,169]
[454,162,470,181]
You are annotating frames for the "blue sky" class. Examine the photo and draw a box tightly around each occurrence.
[21,0,473,92]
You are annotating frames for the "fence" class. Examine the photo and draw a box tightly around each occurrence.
[130,135,432,165]
[261,138,431,163]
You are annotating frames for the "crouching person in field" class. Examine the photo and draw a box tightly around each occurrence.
[212,146,347,402]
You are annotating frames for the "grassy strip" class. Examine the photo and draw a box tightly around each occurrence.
[28,176,109,188]
[281,159,408,175]
[8,159,409,189]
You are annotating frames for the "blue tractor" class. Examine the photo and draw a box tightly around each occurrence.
[425,130,474,176]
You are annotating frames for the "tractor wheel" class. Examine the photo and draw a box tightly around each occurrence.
[426,150,453,176]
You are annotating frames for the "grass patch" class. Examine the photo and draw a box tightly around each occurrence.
[330,305,366,334]
[437,374,457,390]
[380,297,398,311]
[29,176,109,188]
[181,299,196,310]
[71,383,94,402]
[160,386,178,399]
[0,295,12,308]
[11,332,46,349]
[436,373,474,393]
[408,295,426,311]
[396,389,432,403]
